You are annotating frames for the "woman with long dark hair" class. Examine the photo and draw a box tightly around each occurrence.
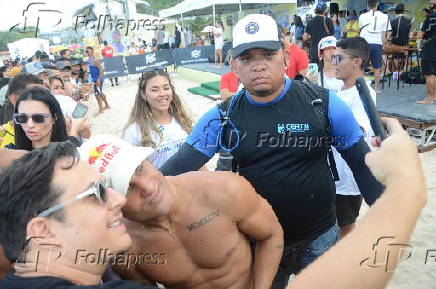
[14,87,68,150]
[292,15,305,47]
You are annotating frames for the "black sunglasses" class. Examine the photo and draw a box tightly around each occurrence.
[331,55,357,64]
[14,113,52,124]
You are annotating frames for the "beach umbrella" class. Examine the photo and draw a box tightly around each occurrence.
[51,45,68,53]
[70,43,81,50]
[201,26,216,33]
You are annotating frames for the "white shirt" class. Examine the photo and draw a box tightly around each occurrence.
[333,81,376,196]
[318,72,344,93]
[123,118,188,168]
[359,10,392,45]
[163,31,170,44]
[53,94,77,118]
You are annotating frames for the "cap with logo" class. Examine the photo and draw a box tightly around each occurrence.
[232,14,282,58]
[78,135,155,196]
[318,36,337,54]
[316,1,328,11]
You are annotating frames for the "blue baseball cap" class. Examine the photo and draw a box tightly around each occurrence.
[316,1,327,11]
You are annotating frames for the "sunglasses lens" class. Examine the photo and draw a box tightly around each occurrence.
[98,183,107,203]
[14,114,28,124]
[32,114,46,123]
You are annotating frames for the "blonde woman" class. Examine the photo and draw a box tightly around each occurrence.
[123,68,192,168]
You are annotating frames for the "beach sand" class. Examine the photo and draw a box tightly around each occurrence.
[87,73,436,289]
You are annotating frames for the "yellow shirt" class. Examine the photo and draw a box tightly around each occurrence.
[0,122,15,148]
[345,21,359,38]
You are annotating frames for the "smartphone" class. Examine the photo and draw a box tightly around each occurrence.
[72,103,88,119]
[308,63,319,75]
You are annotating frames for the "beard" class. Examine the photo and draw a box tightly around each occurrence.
[252,89,272,97]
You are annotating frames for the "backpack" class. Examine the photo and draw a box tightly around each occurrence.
[401,67,426,84]
[217,81,339,181]
[295,25,304,40]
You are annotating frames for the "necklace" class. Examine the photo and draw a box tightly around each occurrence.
[163,225,177,240]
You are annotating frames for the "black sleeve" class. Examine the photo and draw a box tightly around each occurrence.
[67,136,81,147]
[159,142,211,176]
[327,18,334,36]
[305,20,312,34]
[338,137,385,206]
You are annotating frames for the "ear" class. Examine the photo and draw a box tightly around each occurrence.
[26,217,61,248]
[284,48,290,67]
[230,58,239,76]
[355,58,363,69]
[141,90,147,101]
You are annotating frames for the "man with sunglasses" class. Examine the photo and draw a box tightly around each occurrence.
[0,119,429,289]
[0,141,156,288]
[160,14,384,288]
[331,37,377,238]
[79,135,283,289]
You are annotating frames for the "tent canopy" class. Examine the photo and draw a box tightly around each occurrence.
[159,0,296,19]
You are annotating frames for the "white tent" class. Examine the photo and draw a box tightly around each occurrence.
[159,0,296,20]
[7,38,50,59]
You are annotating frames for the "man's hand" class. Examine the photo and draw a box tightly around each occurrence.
[366,117,424,187]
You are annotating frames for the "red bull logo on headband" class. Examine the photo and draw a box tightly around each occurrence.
[87,143,121,173]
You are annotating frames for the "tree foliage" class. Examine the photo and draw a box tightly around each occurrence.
[0,29,37,51]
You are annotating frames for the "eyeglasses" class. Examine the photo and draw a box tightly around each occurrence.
[36,178,111,217]
[331,55,357,65]
[14,113,52,124]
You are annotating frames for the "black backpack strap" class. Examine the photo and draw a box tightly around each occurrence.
[292,80,340,181]
[217,90,245,172]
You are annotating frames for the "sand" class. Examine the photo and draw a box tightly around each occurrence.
[87,73,436,289]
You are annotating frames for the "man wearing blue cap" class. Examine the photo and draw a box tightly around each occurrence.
[303,1,334,64]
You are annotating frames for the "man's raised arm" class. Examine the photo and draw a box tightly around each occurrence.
[289,118,427,289]
[160,106,222,176]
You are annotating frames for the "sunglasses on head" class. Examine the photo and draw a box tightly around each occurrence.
[14,113,52,124]
[37,178,111,218]
[140,66,168,82]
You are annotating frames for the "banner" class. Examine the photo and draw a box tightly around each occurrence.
[102,56,127,78]
[174,46,214,66]
[125,50,175,74]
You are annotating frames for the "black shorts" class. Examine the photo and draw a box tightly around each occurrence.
[421,60,436,76]
[335,194,363,227]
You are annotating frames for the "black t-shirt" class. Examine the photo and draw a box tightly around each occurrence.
[421,11,436,60]
[305,15,334,63]
[221,82,336,244]
[390,16,411,46]
[0,272,157,289]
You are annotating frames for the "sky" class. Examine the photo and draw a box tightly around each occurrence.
[0,0,105,32]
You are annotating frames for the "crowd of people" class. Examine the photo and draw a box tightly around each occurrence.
[0,0,434,289]
[278,0,434,103]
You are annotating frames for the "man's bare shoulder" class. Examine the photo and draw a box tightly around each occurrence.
[171,171,256,209]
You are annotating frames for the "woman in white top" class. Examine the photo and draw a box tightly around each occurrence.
[214,20,224,66]
[123,69,193,168]
[316,36,344,92]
